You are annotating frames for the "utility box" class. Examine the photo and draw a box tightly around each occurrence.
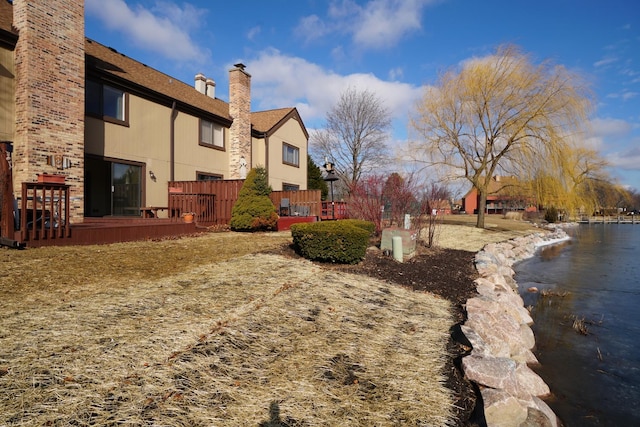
[381,227,417,258]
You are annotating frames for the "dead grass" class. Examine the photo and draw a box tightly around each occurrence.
[437,214,539,252]
[0,232,454,426]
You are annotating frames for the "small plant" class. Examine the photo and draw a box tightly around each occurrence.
[544,206,559,223]
[571,316,589,335]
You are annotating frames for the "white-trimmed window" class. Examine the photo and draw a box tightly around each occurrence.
[282,142,299,167]
[86,80,127,123]
[200,119,224,149]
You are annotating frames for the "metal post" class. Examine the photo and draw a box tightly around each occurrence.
[323,159,339,220]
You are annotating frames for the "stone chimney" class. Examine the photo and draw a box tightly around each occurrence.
[205,78,216,98]
[195,73,206,94]
[13,0,86,221]
[228,63,251,179]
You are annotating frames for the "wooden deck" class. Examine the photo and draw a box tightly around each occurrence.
[14,217,203,248]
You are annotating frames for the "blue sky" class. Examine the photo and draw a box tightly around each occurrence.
[85,0,640,191]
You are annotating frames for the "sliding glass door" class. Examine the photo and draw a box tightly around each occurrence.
[85,157,142,217]
[111,163,141,216]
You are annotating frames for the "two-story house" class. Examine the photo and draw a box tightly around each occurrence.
[0,0,308,223]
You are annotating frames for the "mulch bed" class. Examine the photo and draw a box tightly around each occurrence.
[273,243,484,426]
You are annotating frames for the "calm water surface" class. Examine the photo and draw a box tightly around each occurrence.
[515,224,640,426]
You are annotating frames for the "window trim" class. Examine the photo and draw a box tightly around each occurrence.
[282,142,300,167]
[282,183,300,191]
[198,118,225,151]
[86,80,129,126]
[196,171,224,181]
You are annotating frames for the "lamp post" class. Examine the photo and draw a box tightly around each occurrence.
[323,159,338,219]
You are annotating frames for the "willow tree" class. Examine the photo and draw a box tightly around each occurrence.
[410,45,593,228]
[524,145,610,218]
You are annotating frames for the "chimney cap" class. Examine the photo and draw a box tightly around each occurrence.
[233,63,246,71]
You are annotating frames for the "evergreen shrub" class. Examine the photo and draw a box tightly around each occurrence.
[340,219,376,235]
[290,220,373,264]
[230,167,278,232]
[544,206,559,223]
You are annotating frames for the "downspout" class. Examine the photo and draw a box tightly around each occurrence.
[170,101,177,181]
[263,132,269,182]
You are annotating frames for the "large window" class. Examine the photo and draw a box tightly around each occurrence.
[282,142,299,167]
[200,119,224,149]
[86,80,127,123]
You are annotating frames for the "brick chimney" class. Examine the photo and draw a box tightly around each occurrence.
[13,0,85,221]
[228,63,251,179]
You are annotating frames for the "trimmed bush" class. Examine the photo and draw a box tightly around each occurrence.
[291,220,372,264]
[340,219,376,235]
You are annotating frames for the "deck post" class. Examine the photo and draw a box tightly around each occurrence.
[0,142,15,240]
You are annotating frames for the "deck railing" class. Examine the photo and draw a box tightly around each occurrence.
[320,201,348,220]
[20,182,71,242]
[168,180,244,225]
[168,181,335,225]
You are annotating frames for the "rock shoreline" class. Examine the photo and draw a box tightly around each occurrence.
[461,226,571,427]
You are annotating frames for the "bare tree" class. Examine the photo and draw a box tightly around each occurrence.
[409,45,593,228]
[312,87,391,190]
[415,182,450,248]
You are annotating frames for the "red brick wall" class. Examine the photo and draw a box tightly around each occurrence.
[13,0,85,221]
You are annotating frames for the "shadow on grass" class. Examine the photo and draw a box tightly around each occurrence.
[259,401,302,427]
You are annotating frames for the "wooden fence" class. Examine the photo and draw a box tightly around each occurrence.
[168,180,244,226]
[168,181,327,226]
[269,190,322,217]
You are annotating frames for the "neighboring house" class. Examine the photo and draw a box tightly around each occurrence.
[461,176,537,215]
[0,0,308,223]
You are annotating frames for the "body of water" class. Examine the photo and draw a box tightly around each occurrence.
[515,224,640,426]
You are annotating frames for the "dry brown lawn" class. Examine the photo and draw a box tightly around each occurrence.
[0,231,457,426]
[0,216,538,426]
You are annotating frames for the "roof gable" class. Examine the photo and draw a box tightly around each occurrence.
[251,107,309,139]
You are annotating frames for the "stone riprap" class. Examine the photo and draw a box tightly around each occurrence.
[462,226,570,427]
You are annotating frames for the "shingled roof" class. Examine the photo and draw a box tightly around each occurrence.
[0,3,307,135]
[85,39,232,123]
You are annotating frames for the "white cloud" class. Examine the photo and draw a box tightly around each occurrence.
[388,67,404,80]
[246,49,422,128]
[353,0,431,49]
[606,91,639,101]
[605,141,640,171]
[593,56,618,68]
[296,0,436,50]
[590,117,633,137]
[85,0,207,62]
[247,26,261,41]
[584,117,633,151]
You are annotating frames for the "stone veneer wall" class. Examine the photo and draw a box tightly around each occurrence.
[461,226,570,427]
[12,0,85,220]
[228,65,251,179]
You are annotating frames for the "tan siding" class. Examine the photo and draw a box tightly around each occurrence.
[267,119,308,190]
[85,94,232,209]
[0,46,14,141]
